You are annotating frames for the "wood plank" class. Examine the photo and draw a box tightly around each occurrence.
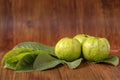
[0,51,120,80]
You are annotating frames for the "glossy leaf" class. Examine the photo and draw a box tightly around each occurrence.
[4,52,30,70]
[13,42,55,56]
[2,48,34,67]
[100,55,119,66]
[16,50,47,72]
[33,52,63,71]
[65,58,83,69]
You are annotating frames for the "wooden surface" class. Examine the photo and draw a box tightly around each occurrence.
[0,0,120,80]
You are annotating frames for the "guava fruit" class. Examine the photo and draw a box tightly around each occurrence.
[73,34,91,58]
[82,37,110,62]
[55,37,81,61]
[73,34,90,45]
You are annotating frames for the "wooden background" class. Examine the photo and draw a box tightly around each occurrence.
[0,0,120,80]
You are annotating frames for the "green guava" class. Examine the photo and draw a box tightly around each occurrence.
[55,37,81,61]
[73,34,92,58]
[82,37,110,62]
[73,34,90,45]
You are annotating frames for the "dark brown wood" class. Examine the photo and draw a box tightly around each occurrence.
[0,0,120,80]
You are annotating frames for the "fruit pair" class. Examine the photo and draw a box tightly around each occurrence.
[55,34,110,62]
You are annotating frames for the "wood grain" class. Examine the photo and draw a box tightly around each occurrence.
[0,0,120,80]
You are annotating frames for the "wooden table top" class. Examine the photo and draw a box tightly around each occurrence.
[0,0,120,80]
[0,51,120,80]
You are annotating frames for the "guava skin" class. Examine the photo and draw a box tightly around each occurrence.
[55,37,81,61]
[82,37,110,62]
[73,34,90,45]
[73,34,91,58]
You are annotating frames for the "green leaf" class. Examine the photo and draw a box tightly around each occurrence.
[15,50,47,72]
[100,55,119,66]
[15,50,50,72]
[65,58,83,69]
[2,49,47,72]
[2,48,34,67]
[4,52,30,70]
[34,52,83,71]
[33,53,64,71]
[15,53,37,72]
[13,42,55,56]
